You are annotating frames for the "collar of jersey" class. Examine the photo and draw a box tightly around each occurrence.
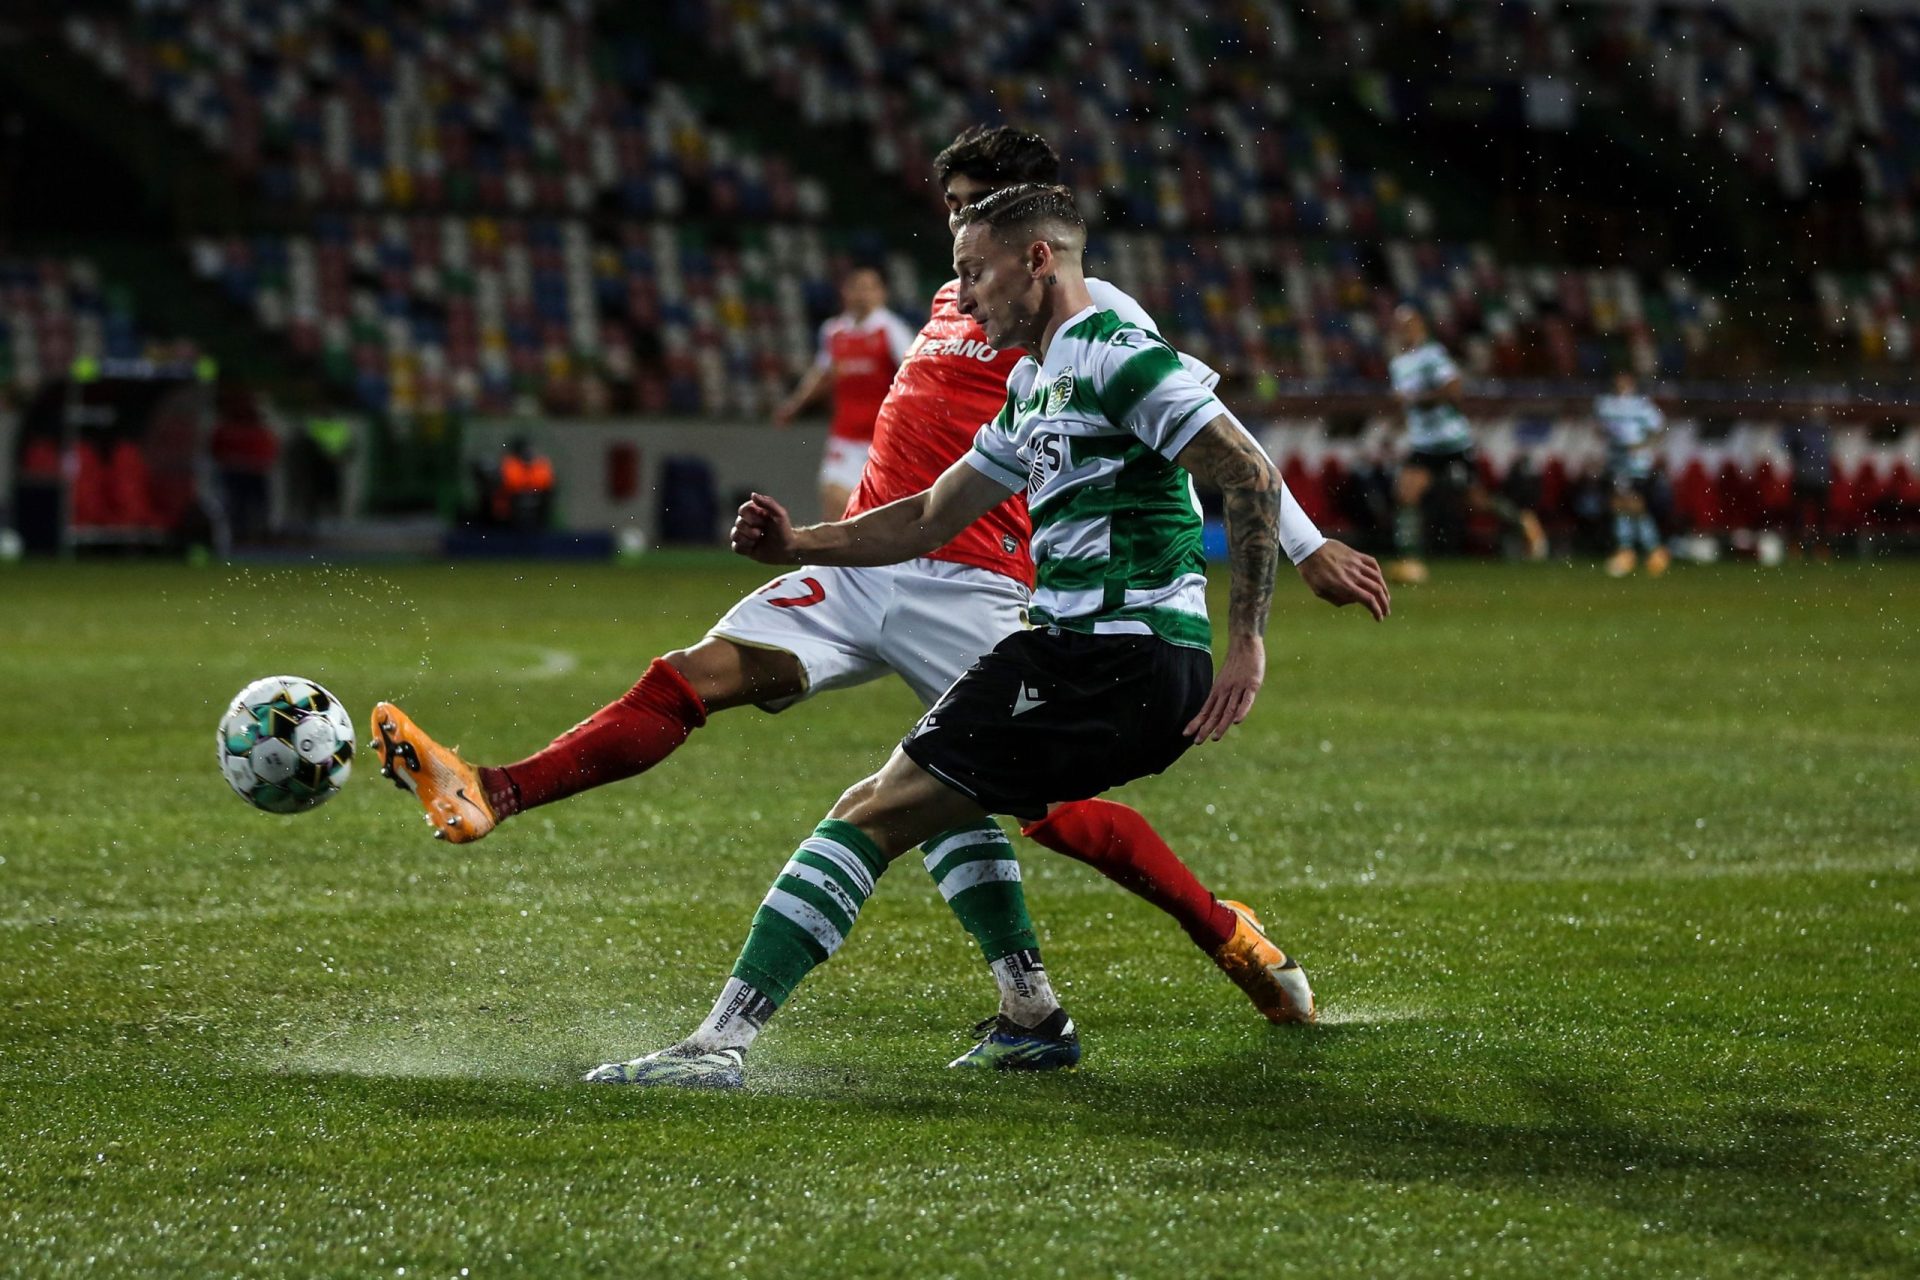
[1033,304,1101,376]
[839,310,894,332]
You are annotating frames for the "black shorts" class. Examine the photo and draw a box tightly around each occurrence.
[900,628,1214,821]
[1405,447,1477,488]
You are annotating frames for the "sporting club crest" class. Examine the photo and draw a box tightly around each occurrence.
[1044,369,1076,416]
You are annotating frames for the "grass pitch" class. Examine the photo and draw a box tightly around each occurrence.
[2,557,1917,1278]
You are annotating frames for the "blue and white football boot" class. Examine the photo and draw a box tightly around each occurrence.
[948,1009,1081,1071]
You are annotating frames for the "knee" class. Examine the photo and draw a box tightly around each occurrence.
[661,646,725,704]
[824,774,912,858]
[666,639,799,711]
[828,773,886,824]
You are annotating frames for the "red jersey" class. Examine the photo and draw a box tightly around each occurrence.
[818,309,915,442]
[846,280,1034,585]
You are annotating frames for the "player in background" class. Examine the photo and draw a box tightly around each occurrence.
[774,267,915,519]
[1594,371,1670,577]
[583,185,1389,1087]
[1386,305,1547,584]
[370,126,1352,1051]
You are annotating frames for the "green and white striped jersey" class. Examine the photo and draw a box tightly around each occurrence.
[1389,341,1472,453]
[964,305,1225,651]
[1595,392,1664,479]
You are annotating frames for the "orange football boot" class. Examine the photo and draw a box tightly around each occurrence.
[1212,901,1316,1024]
[370,702,497,843]
[1386,558,1430,585]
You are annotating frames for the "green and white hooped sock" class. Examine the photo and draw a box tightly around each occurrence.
[923,823,1060,1027]
[694,819,888,1053]
[1394,504,1424,557]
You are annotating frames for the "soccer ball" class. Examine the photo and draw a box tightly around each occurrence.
[218,676,355,813]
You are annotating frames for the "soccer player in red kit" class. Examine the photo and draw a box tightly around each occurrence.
[372,128,1363,1053]
[775,266,915,519]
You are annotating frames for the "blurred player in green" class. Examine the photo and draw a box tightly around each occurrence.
[1386,305,1547,583]
[1595,370,1670,577]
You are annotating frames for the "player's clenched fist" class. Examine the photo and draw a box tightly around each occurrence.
[731,492,801,564]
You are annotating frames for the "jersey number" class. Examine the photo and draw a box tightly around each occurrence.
[761,577,826,609]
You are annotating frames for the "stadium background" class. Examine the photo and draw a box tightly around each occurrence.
[3,4,1919,1279]
[2,0,1917,560]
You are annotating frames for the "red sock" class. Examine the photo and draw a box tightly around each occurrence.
[1022,799,1238,954]
[480,658,708,818]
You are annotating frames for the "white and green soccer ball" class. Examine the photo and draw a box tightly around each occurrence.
[218,676,355,813]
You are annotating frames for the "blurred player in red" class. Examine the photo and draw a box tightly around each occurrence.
[372,127,1366,1046]
[774,266,915,519]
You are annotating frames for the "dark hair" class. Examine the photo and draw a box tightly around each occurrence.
[956,183,1084,239]
[932,125,1060,190]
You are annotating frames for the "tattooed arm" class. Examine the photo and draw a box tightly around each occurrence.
[1174,416,1283,740]
[1173,416,1393,741]
[1176,416,1283,643]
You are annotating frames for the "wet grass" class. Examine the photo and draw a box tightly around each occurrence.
[2,557,1917,1278]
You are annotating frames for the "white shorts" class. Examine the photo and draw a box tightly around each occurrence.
[819,437,870,492]
[709,558,1029,711]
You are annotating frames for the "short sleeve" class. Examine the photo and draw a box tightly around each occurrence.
[963,395,1027,492]
[1087,279,1220,388]
[1390,356,1417,395]
[1086,278,1159,334]
[813,319,836,371]
[1177,351,1221,391]
[1093,330,1226,461]
[1428,347,1461,385]
[882,312,915,364]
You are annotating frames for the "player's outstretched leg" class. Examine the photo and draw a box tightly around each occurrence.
[1023,800,1236,950]
[587,751,1080,1086]
[475,656,709,825]
[586,817,890,1088]
[369,656,705,843]
[371,641,796,842]
[1023,800,1315,1023]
